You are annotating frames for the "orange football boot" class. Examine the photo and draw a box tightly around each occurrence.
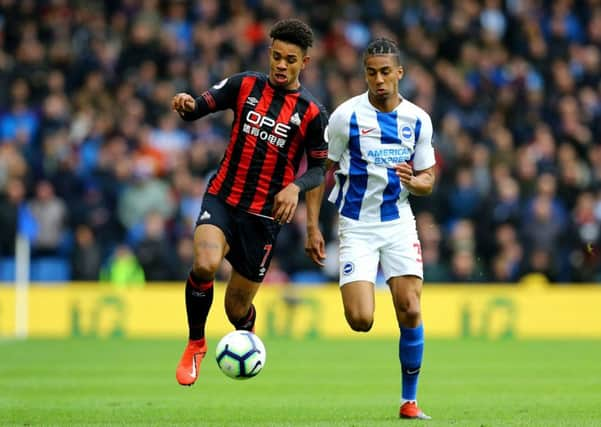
[176,339,207,386]
[399,401,431,420]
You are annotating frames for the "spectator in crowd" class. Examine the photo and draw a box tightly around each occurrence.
[416,212,449,283]
[134,211,178,282]
[116,165,175,232]
[0,78,39,147]
[0,0,599,283]
[100,244,145,287]
[70,224,102,281]
[172,235,195,282]
[449,249,484,283]
[28,180,67,256]
[0,177,31,256]
[490,223,524,283]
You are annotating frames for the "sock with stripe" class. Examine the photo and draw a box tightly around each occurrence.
[185,271,214,340]
[233,304,256,331]
[399,323,424,402]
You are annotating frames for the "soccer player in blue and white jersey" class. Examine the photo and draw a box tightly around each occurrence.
[306,38,436,420]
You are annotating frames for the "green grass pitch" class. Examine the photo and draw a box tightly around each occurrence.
[1,338,600,426]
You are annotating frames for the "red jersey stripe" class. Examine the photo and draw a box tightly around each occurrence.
[282,102,320,187]
[249,91,301,213]
[208,77,255,195]
[225,82,276,206]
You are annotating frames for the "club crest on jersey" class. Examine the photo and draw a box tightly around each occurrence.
[401,126,413,140]
[342,262,354,276]
[290,112,301,126]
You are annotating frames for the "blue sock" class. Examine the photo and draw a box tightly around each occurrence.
[399,324,424,401]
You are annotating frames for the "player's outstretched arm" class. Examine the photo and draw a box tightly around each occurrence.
[395,163,435,196]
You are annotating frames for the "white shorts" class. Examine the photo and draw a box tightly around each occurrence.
[337,215,423,287]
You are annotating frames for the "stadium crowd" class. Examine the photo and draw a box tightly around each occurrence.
[0,0,600,284]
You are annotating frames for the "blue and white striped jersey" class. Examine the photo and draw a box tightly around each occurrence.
[327,92,435,222]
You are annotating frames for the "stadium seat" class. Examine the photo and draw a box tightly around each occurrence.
[289,270,329,285]
[0,257,16,283]
[30,257,71,283]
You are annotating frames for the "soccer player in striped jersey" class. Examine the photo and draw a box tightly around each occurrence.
[306,38,435,419]
[171,19,328,386]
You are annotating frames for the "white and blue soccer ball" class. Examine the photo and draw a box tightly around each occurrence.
[215,330,266,380]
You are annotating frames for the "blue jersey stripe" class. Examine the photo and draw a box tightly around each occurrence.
[414,117,422,142]
[377,111,401,220]
[410,117,422,162]
[340,113,367,220]
[376,111,399,144]
[381,167,401,221]
[334,174,346,209]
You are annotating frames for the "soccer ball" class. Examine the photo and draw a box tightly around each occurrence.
[215,330,266,380]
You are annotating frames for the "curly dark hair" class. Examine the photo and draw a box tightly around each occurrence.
[269,19,313,51]
[363,38,401,64]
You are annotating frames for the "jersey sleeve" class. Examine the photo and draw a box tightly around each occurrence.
[412,113,436,171]
[326,108,349,163]
[304,104,329,168]
[178,73,244,121]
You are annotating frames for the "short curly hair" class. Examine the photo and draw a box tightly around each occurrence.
[269,19,313,51]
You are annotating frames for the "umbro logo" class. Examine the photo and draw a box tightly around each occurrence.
[361,127,376,135]
[290,112,301,126]
[200,211,211,220]
[246,97,259,106]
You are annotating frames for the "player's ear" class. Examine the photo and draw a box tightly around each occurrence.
[301,55,311,69]
[397,65,404,80]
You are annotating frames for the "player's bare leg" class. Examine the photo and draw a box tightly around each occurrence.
[388,275,431,419]
[225,270,261,332]
[340,280,375,332]
[388,275,422,328]
[176,224,228,386]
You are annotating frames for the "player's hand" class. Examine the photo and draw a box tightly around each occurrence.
[272,184,300,224]
[305,228,326,267]
[394,162,415,189]
[172,93,196,114]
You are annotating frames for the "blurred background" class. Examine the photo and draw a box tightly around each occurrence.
[0,2,600,425]
[0,0,600,287]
